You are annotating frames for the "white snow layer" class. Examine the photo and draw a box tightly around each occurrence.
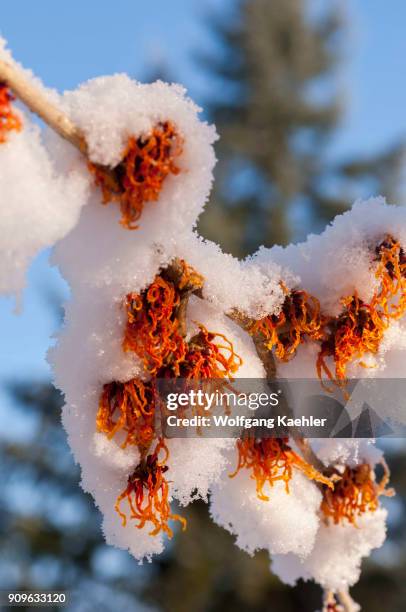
[0,111,88,298]
[0,38,88,299]
[210,455,322,558]
[271,507,387,592]
[252,197,406,316]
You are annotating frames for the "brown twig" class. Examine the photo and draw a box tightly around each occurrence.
[323,589,360,612]
[164,258,203,337]
[0,59,87,154]
[337,589,360,612]
[323,589,340,611]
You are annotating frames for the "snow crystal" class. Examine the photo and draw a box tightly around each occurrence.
[168,438,234,506]
[93,433,141,472]
[312,439,383,469]
[251,198,406,383]
[0,38,89,300]
[178,233,288,319]
[50,290,143,397]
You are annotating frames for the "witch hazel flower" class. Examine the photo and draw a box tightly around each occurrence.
[114,437,186,538]
[0,82,21,141]
[88,119,183,229]
[320,461,393,526]
[57,75,218,238]
[230,436,333,499]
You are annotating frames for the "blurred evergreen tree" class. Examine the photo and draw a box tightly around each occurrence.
[197,0,405,256]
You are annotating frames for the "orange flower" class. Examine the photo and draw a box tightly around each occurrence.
[230,437,333,501]
[98,324,242,449]
[178,324,242,380]
[317,294,384,383]
[88,121,183,229]
[250,288,325,362]
[123,263,226,379]
[317,235,406,384]
[97,379,156,450]
[100,260,240,450]
[124,273,187,375]
[115,438,186,537]
[0,83,22,142]
[321,462,393,525]
[373,235,406,318]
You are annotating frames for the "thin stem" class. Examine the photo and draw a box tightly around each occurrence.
[323,589,338,611]
[0,58,87,154]
[337,590,360,612]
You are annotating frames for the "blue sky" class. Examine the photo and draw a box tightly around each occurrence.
[334,0,406,157]
[1,0,406,387]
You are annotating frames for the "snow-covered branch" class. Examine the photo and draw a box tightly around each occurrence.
[1,36,403,612]
[0,58,87,154]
